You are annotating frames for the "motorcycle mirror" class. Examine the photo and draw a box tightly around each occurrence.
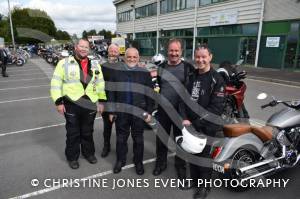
[291,100,300,107]
[257,93,268,100]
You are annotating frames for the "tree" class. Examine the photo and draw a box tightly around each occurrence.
[82,30,88,39]
[0,18,10,42]
[55,30,70,41]
[98,29,115,39]
[1,8,71,44]
[10,8,58,44]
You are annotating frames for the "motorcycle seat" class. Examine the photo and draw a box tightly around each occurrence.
[223,124,273,142]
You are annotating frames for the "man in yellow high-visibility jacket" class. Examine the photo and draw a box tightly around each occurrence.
[50,38,106,169]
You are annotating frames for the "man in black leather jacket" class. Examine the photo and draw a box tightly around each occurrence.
[108,48,154,175]
[0,46,9,77]
[153,38,195,187]
[182,45,225,199]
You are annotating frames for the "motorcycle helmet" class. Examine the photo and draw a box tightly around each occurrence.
[176,126,207,154]
[151,53,165,66]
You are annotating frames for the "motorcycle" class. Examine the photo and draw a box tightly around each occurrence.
[217,60,249,123]
[211,93,300,190]
[7,53,25,66]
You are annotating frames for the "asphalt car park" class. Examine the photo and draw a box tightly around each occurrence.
[0,57,299,199]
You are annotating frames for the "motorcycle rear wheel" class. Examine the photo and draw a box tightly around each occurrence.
[227,149,258,191]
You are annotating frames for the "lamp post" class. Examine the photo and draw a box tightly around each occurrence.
[131,4,135,40]
[7,0,16,51]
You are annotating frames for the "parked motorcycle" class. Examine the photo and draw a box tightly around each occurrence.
[7,53,25,66]
[211,93,300,190]
[217,60,249,123]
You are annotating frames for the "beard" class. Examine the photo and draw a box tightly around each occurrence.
[108,56,118,63]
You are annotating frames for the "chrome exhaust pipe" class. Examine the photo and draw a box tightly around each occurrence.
[241,167,279,181]
[238,145,286,175]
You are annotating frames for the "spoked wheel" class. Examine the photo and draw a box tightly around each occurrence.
[16,59,24,66]
[47,57,53,64]
[228,149,257,191]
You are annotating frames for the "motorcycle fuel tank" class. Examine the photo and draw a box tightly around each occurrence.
[267,108,300,128]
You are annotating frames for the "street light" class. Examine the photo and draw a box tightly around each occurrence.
[7,0,16,51]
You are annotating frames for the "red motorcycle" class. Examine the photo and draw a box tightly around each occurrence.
[217,61,249,123]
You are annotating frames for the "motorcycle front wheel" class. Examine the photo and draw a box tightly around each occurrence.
[16,59,24,66]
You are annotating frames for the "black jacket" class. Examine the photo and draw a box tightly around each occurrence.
[0,49,8,65]
[107,63,154,115]
[181,68,225,134]
[101,59,123,113]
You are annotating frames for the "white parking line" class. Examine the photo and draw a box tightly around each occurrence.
[8,153,175,199]
[0,84,49,91]
[7,68,53,73]
[0,96,50,104]
[7,72,52,77]
[247,78,300,88]
[0,117,102,137]
[0,123,65,137]
[7,66,38,70]
[0,77,47,83]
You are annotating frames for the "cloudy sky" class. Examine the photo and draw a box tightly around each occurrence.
[0,0,116,36]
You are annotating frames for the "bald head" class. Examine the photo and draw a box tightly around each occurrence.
[125,48,139,67]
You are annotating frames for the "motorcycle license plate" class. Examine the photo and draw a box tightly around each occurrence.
[212,163,225,173]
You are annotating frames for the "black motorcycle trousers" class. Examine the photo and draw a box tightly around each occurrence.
[189,129,216,189]
[115,112,145,164]
[155,106,186,171]
[102,111,113,147]
[64,101,97,161]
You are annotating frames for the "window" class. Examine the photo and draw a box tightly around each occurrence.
[186,0,195,8]
[197,27,210,35]
[136,31,157,38]
[242,24,258,35]
[160,0,167,14]
[117,10,133,22]
[161,28,193,37]
[135,3,157,19]
[160,0,194,14]
[199,0,229,6]
[199,0,211,6]
[197,24,258,36]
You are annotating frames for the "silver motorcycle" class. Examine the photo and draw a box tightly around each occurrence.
[211,93,300,189]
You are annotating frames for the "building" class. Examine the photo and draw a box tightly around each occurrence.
[113,0,300,69]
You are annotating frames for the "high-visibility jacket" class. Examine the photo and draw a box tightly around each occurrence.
[50,56,106,104]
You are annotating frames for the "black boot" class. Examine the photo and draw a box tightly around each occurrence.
[152,161,167,176]
[193,187,211,199]
[2,72,8,77]
[101,144,110,158]
[2,64,8,77]
[177,168,191,190]
[113,161,126,174]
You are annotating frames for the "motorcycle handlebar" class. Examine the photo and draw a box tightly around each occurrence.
[261,104,270,109]
[261,100,278,109]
